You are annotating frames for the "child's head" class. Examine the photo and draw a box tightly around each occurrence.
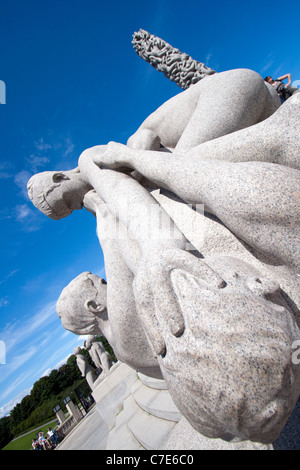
[56,272,107,335]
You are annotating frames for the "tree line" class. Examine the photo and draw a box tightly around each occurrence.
[0,336,116,449]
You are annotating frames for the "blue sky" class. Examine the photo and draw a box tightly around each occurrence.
[0,0,300,418]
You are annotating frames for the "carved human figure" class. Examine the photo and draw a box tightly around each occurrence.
[144,251,300,443]
[47,183,300,442]
[27,65,300,442]
[126,68,280,151]
[28,94,300,349]
[84,335,112,375]
[73,346,98,391]
[91,93,300,271]
[54,183,187,375]
[62,199,300,443]
[132,28,216,89]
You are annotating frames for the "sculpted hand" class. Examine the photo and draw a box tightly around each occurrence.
[148,248,225,336]
[83,190,100,215]
[134,247,226,357]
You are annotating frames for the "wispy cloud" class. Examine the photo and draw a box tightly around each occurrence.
[25,154,50,173]
[0,387,32,418]
[63,137,75,158]
[205,51,213,67]
[14,203,44,232]
[41,353,71,378]
[259,52,278,75]
[14,170,33,200]
[34,137,52,151]
[15,204,32,221]
[0,161,14,179]
[0,301,58,358]
[0,269,19,286]
[0,299,9,308]
[0,347,38,400]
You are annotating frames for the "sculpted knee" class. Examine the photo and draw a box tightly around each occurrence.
[127,128,161,150]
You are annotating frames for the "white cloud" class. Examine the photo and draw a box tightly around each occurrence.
[26,154,50,173]
[15,204,32,220]
[14,170,32,199]
[0,161,14,179]
[41,353,72,378]
[0,298,9,308]
[14,203,44,232]
[78,335,90,342]
[0,387,32,418]
[34,137,52,151]
[0,301,58,359]
[0,269,19,286]
[63,137,75,157]
[0,347,38,401]
[205,52,213,67]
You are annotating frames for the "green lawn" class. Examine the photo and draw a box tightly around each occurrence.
[2,419,58,451]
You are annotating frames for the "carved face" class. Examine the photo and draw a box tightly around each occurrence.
[56,272,108,337]
[27,169,90,220]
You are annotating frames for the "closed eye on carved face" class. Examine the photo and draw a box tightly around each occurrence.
[52,173,70,183]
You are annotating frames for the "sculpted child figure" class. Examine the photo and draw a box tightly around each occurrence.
[73,346,98,391]
[50,184,300,444]
[83,336,113,375]
[57,193,300,443]
[27,72,300,443]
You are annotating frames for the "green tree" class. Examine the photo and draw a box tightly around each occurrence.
[0,417,13,450]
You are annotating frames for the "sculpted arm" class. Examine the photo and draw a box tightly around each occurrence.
[93,143,300,270]
[78,148,186,255]
[82,191,162,375]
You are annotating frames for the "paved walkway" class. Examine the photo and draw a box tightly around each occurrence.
[56,405,109,450]
[10,418,57,442]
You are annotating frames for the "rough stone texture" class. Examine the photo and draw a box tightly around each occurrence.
[132,28,216,90]
[127,68,280,151]
[153,253,300,443]
[27,51,300,446]
[164,417,273,450]
[73,346,98,391]
[56,270,162,380]
[84,335,113,375]
[92,362,137,430]
[188,89,300,170]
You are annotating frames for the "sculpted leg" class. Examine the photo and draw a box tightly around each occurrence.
[83,190,163,377]
[127,69,280,152]
[188,92,300,170]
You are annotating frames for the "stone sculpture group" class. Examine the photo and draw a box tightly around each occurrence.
[27,30,300,445]
[132,28,216,89]
[73,336,113,390]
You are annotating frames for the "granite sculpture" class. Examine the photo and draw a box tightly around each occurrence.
[73,346,98,391]
[84,336,113,375]
[27,35,300,444]
[132,28,216,90]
